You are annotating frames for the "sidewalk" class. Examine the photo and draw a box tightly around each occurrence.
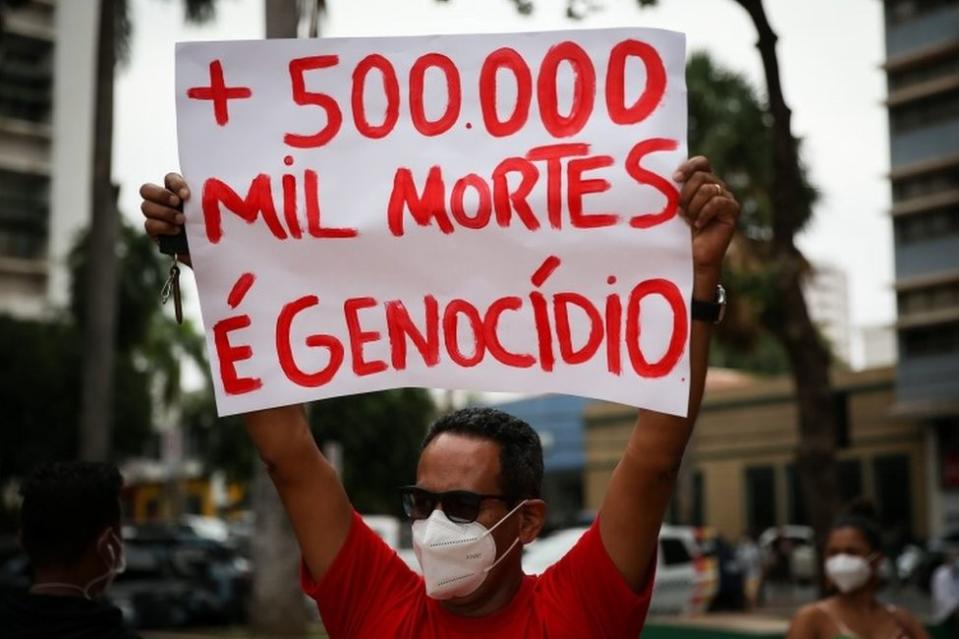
[643,614,789,638]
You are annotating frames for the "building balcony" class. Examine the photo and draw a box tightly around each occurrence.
[887,73,959,108]
[897,306,959,330]
[4,1,55,42]
[889,151,959,181]
[896,266,959,292]
[891,188,959,217]
[885,40,959,75]
[0,115,50,175]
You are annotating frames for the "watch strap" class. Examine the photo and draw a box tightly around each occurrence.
[691,284,726,323]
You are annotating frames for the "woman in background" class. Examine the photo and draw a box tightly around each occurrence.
[787,510,929,639]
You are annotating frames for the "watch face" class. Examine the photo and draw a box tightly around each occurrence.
[716,284,727,323]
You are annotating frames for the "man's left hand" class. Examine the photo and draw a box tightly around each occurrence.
[674,156,740,274]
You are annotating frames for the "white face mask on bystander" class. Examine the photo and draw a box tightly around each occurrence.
[412,500,527,600]
[825,553,875,593]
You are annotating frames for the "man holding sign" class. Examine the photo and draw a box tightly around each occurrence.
[141,27,740,637]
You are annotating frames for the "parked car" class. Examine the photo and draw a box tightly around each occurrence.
[521,524,715,615]
[658,525,716,615]
[113,522,251,629]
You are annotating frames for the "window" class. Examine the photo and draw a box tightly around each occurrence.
[873,455,912,536]
[890,89,959,135]
[892,166,959,202]
[0,169,49,259]
[895,207,959,244]
[0,32,53,123]
[835,392,851,449]
[787,465,809,525]
[838,459,864,504]
[937,420,959,488]
[899,282,959,315]
[886,0,957,25]
[692,471,704,527]
[901,322,959,356]
[745,466,776,534]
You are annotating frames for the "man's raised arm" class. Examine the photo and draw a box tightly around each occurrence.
[139,174,353,582]
[598,156,739,591]
[244,405,353,580]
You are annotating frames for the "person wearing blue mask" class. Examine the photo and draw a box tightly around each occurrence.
[139,155,737,638]
[0,462,137,639]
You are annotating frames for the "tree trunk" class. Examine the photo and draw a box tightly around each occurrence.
[250,463,311,636]
[265,0,300,38]
[735,0,842,550]
[79,0,119,462]
[248,3,311,636]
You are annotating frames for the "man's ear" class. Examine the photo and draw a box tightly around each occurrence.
[519,499,547,544]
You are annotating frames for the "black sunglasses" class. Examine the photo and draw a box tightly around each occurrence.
[399,486,513,524]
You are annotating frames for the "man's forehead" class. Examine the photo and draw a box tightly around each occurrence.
[416,432,501,493]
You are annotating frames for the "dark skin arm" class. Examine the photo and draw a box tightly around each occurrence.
[139,175,352,581]
[598,156,740,591]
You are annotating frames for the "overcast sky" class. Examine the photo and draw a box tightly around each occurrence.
[114,0,893,369]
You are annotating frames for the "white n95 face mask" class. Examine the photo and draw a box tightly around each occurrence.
[412,500,527,600]
[825,553,874,593]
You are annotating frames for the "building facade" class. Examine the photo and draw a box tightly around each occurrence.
[803,262,852,366]
[883,0,959,536]
[0,0,95,318]
[584,367,927,542]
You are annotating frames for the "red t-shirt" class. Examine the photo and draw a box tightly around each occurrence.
[301,511,655,638]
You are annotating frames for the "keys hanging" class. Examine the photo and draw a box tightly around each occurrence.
[160,256,183,325]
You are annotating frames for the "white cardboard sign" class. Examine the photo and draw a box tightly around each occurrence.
[175,27,691,417]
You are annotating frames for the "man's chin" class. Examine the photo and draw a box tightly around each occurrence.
[435,586,485,609]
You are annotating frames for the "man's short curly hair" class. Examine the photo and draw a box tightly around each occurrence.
[421,407,544,500]
[19,462,123,567]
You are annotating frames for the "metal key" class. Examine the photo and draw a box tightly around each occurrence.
[161,257,183,325]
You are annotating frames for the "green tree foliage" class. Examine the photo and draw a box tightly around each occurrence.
[185,388,436,516]
[309,389,436,515]
[687,52,821,374]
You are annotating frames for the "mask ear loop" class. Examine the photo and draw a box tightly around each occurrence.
[484,536,522,574]
[481,499,529,573]
[29,529,124,600]
[483,499,529,536]
[82,530,123,599]
[110,531,127,574]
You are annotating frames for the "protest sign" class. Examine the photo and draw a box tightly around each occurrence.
[175,27,690,417]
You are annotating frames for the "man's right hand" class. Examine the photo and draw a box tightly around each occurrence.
[139,172,192,267]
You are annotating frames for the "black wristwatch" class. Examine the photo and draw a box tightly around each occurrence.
[691,284,726,324]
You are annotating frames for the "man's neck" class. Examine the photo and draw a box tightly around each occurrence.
[439,568,525,618]
[30,566,90,598]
